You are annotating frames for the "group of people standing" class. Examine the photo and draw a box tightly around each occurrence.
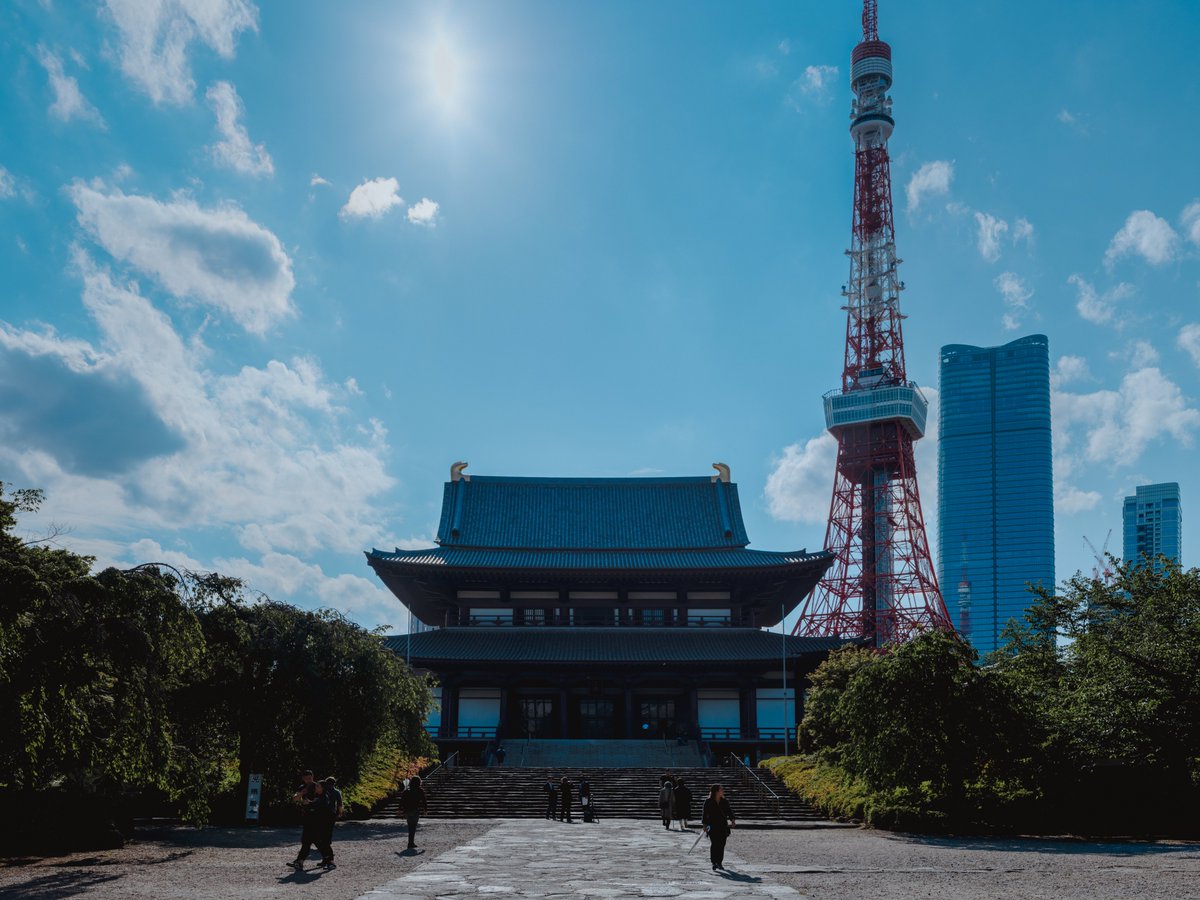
[543,775,595,822]
[657,774,693,829]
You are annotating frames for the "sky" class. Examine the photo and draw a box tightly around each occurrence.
[2,0,1199,632]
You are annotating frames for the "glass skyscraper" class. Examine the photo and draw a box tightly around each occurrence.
[1122,483,1182,569]
[938,334,1055,657]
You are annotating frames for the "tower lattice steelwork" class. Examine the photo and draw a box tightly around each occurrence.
[793,0,953,646]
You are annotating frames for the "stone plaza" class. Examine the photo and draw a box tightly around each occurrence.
[3,817,1198,899]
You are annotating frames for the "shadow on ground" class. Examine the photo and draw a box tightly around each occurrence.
[887,833,1200,857]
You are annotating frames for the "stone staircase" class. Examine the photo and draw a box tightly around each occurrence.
[512,739,705,768]
[373,765,823,822]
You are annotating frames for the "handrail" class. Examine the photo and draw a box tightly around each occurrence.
[422,750,459,792]
[728,753,781,817]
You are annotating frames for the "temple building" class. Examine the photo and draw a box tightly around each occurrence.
[367,463,840,762]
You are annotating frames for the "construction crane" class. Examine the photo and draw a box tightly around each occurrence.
[1083,529,1114,583]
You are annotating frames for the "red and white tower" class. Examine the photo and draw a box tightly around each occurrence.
[793,0,953,646]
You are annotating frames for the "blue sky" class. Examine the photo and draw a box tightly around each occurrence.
[2,0,1199,630]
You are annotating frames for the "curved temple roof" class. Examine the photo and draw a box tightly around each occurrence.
[435,475,750,550]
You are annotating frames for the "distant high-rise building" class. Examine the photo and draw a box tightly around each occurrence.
[1122,483,1182,569]
[938,334,1055,656]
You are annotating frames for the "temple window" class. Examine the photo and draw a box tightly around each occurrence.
[687,608,731,626]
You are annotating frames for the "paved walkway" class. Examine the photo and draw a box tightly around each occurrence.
[360,819,801,899]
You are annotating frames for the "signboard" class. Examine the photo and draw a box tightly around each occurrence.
[245,773,263,822]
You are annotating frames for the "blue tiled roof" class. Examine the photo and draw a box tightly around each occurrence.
[368,545,829,571]
[381,627,852,663]
[435,475,750,550]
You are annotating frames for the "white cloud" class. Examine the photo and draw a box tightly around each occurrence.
[1051,355,1090,389]
[792,64,839,103]
[1180,200,1200,247]
[1056,108,1088,134]
[341,177,403,220]
[0,253,395,566]
[778,39,791,55]
[103,0,258,105]
[0,166,14,199]
[764,433,836,524]
[1105,210,1180,268]
[35,45,105,127]
[906,160,953,213]
[1054,367,1200,469]
[205,81,273,177]
[1179,323,1200,368]
[1127,340,1159,368]
[974,212,1009,263]
[1012,217,1034,244]
[406,197,439,226]
[994,271,1032,329]
[310,173,331,187]
[68,181,294,334]
[1055,479,1102,515]
[1068,274,1133,326]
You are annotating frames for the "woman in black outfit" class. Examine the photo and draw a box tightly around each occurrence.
[701,783,735,872]
[399,775,428,849]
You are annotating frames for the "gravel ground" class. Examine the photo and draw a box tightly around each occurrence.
[0,820,490,900]
[730,823,1200,900]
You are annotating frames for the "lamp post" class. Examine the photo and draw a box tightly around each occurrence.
[782,602,789,758]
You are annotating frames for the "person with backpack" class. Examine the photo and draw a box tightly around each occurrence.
[399,775,428,850]
[701,783,736,872]
[544,776,558,820]
[658,774,675,829]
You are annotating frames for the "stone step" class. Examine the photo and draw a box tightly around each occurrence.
[372,766,822,821]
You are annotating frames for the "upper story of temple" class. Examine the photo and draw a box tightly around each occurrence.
[367,463,834,630]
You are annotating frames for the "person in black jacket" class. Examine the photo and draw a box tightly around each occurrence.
[559,776,574,822]
[289,778,334,869]
[399,775,428,850]
[544,777,558,819]
[701,783,736,872]
[672,778,692,830]
[579,777,594,823]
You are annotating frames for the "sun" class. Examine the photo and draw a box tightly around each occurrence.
[420,28,471,123]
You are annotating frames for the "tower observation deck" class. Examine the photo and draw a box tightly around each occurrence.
[793,0,954,646]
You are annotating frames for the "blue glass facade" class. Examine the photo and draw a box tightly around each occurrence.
[1122,482,1182,569]
[938,335,1055,657]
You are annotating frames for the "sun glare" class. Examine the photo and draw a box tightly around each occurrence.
[421,29,471,122]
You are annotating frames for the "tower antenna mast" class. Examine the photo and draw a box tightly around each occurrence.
[794,0,953,645]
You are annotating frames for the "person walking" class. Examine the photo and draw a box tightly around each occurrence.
[287,770,318,869]
[701,783,736,872]
[559,776,574,822]
[289,778,334,869]
[399,775,428,850]
[658,775,675,829]
[544,776,558,820]
[494,745,506,766]
[320,777,343,867]
[673,777,692,830]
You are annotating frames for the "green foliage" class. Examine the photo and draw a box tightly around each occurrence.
[782,558,1200,835]
[0,483,434,844]
[992,558,1200,830]
[763,754,870,822]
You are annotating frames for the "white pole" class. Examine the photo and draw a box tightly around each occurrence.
[782,603,789,758]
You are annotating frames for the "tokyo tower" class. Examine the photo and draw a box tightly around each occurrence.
[793,0,954,646]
